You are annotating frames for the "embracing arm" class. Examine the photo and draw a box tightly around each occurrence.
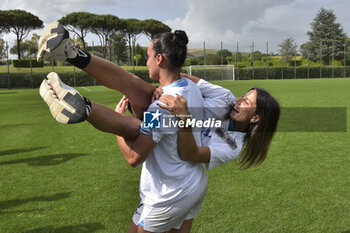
[158,94,210,163]
[177,127,211,163]
[117,133,155,167]
[180,73,201,83]
[181,73,233,106]
[114,95,155,167]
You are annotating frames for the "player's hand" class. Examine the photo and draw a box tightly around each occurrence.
[39,72,91,124]
[151,87,163,102]
[180,72,189,78]
[158,94,190,119]
[115,96,129,114]
[37,22,77,62]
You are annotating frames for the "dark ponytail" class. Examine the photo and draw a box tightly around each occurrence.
[173,30,189,46]
[152,30,189,70]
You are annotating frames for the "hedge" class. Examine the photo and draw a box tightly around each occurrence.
[2,66,350,88]
[0,69,152,89]
[188,66,350,80]
[235,66,350,80]
[12,59,44,68]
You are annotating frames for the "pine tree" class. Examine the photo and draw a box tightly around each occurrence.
[278,38,297,66]
[307,8,347,65]
[1,10,43,59]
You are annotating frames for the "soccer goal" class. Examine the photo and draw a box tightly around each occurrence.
[185,65,235,81]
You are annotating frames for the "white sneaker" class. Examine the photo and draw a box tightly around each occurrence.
[37,22,77,62]
[39,72,91,124]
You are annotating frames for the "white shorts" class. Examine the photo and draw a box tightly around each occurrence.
[132,178,207,232]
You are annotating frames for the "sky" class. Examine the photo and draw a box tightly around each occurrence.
[1,0,350,53]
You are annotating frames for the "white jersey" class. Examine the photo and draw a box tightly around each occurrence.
[196,79,246,170]
[139,77,207,207]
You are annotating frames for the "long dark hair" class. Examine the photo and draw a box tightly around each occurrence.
[152,30,189,70]
[227,87,280,169]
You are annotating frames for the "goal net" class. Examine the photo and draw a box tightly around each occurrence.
[185,65,235,81]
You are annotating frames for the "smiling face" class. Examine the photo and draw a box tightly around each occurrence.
[230,89,260,131]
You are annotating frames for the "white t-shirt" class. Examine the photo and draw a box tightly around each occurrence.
[196,79,246,170]
[139,78,207,207]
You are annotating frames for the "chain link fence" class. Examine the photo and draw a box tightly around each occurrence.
[186,41,349,81]
[1,40,349,88]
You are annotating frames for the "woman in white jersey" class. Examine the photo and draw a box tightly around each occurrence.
[116,31,207,233]
[38,22,206,233]
[156,73,280,169]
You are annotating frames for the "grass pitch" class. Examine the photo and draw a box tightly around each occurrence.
[0,78,349,233]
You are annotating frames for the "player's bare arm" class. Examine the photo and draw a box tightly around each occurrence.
[180,73,201,83]
[117,134,156,167]
[159,94,210,163]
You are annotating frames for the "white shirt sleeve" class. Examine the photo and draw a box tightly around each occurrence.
[206,145,240,170]
[205,131,246,170]
[196,79,236,105]
[196,79,236,119]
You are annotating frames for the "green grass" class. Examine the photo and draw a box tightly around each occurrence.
[1,79,350,232]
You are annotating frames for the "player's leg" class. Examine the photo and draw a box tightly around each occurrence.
[83,55,155,118]
[40,72,140,139]
[88,101,141,139]
[167,219,193,233]
[166,175,207,233]
[37,22,155,119]
[128,221,154,233]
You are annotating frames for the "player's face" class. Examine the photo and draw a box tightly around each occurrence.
[230,89,259,130]
[147,42,160,80]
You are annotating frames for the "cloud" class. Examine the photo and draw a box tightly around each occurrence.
[166,0,295,49]
[165,0,350,52]
[0,0,117,52]
[1,0,349,54]
[1,0,117,23]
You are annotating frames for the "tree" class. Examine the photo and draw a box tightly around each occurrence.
[346,38,350,52]
[59,12,96,50]
[142,19,171,40]
[111,32,128,65]
[278,38,297,66]
[10,33,39,58]
[226,56,233,64]
[133,54,142,66]
[0,38,6,63]
[186,57,204,66]
[72,36,87,49]
[300,42,310,59]
[134,44,147,66]
[0,11,10,34]
[234,52,245,62]
[216,49,232,65]
[306,7,347,65]
[90,14,122,59]
[206,54,219,65]
[122,18,143,66]
[252,51,265,61]
[1,9,43,59]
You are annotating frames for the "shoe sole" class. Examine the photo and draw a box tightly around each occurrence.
[37,22,69,61]
[40,72,79,124]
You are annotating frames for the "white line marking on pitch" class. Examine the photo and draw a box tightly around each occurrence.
[82,87,91,92]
